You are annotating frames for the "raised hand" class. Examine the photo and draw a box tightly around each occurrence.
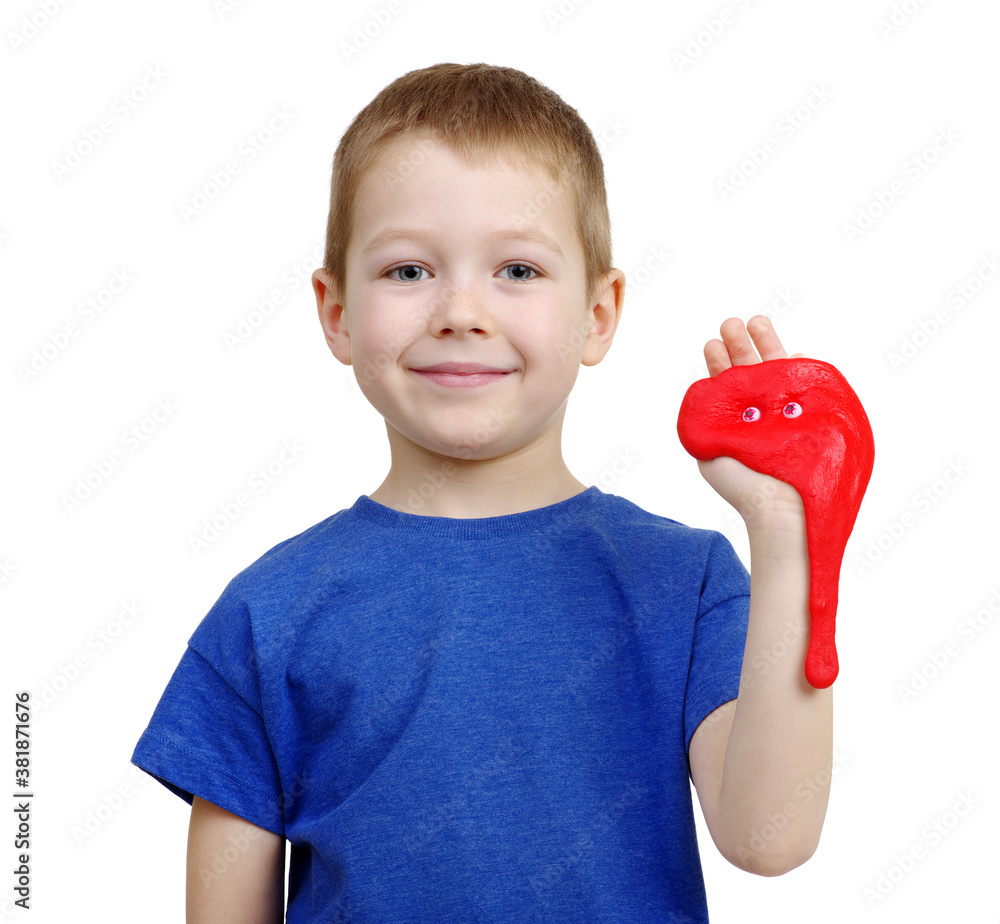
[677,316,875,687]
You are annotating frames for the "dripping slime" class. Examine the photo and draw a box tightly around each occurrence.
[677,358,875,688]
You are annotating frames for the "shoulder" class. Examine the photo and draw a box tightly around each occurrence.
[587,489,732,555]
[584,490,749,598]
[225,501,369,595]
[192,501,373,637]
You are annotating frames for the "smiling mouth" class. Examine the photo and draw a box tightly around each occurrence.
[410,362,515,388]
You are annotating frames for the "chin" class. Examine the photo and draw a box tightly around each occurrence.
[396,408,523,457]
[426,435,514,463]
[387,421,502,462]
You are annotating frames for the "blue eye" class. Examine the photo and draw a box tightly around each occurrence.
[783,402,802,418]
[742,407,760,422]
[501,264,539,282]
[386,264,428,282]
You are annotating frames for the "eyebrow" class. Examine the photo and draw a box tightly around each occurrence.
[360,227,565,259]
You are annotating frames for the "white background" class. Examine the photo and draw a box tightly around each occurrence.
[3,0,999,921]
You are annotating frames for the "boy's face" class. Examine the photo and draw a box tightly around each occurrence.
[314,133,622,464]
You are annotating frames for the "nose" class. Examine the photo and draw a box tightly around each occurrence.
[430,281,494,338]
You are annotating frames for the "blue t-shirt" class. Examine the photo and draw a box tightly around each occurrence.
[131,486,750,923]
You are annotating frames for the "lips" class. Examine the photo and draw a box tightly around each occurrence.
[412,362,511,374]
[410,362,514,388]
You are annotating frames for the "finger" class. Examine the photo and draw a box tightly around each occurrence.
[746,315,789,361]
[704,338,731,376]
[719,317,760,366]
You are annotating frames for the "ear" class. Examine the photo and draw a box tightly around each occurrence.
[312,268,352,366]
[581,268,625,367]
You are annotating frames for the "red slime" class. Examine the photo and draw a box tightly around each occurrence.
[677,358,875,688]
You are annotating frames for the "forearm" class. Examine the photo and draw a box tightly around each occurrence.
[717,514,833,875]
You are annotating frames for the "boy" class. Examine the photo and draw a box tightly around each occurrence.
[132,63,832,922]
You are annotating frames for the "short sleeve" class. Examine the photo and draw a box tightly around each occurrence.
[130,584,285,835]
[683,533,751,761]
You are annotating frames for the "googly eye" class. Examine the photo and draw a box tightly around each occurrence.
[783,402,802,418]
[742,407,761,422]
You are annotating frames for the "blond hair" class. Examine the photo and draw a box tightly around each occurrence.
[322,62,613,304]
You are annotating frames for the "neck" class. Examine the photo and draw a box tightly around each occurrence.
[368,420,587,519]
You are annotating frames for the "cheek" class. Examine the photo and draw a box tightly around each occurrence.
[509,306,590,369]
[349,299,426,361]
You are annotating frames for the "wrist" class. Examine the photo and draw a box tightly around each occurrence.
[740,479,804,529]
[744,493,807,561]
